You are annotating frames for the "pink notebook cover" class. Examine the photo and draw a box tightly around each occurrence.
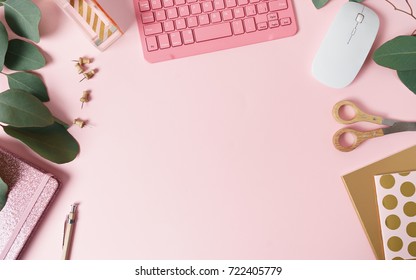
[0,147,60,260]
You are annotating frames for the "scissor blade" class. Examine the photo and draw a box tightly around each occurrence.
[383,122,416,135]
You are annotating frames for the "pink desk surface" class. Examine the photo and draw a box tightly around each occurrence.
[1,0,416,259]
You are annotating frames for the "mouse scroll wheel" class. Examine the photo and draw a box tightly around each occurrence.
[356,13,364,23]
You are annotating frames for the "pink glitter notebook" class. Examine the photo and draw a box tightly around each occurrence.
[0,147,60,260]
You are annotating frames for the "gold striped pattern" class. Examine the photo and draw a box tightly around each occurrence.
[69,0,115,43]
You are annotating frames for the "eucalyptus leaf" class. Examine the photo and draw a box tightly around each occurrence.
[4,39,45,71]
[373,36,416,71]
[0,177,8,211]
[0,89,53,127]
[3,0,41,42]
[0,21,8,68]
[7,72,49,102]
[3,122,80,164]
[53,117,70,129]
[312,0,330,9]
[398,69,416,95]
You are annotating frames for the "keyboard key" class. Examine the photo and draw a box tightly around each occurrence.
[233,7,245,19]
[175,0,186,4]
[280,17,291,25]
[144,22,163,35]
[142,12,155,24]
[164,20,175,31]
[243,17,256,32]
[194,22,232,42]
[187,16,198,27]
[249,0,260,3]
[256,3,268,14]
[232,20,244,35]
[222,9,233,20]
[146,36,158,51]
[163,0,174,7]
[245,5,256,16]
[214,0,225,10]
[269,0,288,11]
[269,20,279,28]
[257,22,267,30]
[237,0,248,5]
[175,18,187,29]
[255,14,267,23]
[267,12,278,21]
[182,30,195,44]
[203,2,214,12]
[158,34,170,49]
[155,10,167,21]
[190,3,202,14]
[167,8,178,19]
[138,0,150,12]
[179,6,190,17]
[150,0,162,9]
[210,12,222,23]
[187,0,198,3]
[225,0,236,8]
[199,14,210,25]
[170,32,182,46]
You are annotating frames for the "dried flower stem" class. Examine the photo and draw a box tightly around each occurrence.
[385,0,416,34]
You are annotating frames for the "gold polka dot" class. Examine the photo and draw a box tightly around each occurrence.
[387,236,403,252]
[408,242,416,257]
[403,202,416,217]
[393,257,404,260]
[380,175,395,189]
[400,182,416,197]
[385,215,401,230]
[406,223,416,238]
[383,195,398,210]
[399,172,410,176]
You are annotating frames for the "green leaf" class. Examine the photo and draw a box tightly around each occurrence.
[0,89,54,127]
[0,21,8,68]
[7,72,49,102]
[373,36,416,71]
[312,0,330,9]
[3,122,80,164]
[53,117,70,129]
[0,0,5,7]
[398,69,416,94]
[0,177,8,211]
[3,0,41,42]
[4,39,45,71]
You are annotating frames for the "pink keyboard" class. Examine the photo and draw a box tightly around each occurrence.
[133,0,297,62]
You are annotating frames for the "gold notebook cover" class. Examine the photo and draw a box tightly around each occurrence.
[342,145,416,260]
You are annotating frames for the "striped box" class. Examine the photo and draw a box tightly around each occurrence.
[55,0,123,50]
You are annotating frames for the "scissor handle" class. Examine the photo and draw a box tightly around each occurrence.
[333,128,384,152]
[332,100,383,125]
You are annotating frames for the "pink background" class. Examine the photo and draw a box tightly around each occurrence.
[1,0,416,259]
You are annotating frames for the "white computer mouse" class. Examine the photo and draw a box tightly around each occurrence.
[312,2,379,88]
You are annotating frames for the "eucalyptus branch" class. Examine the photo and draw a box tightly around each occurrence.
[385,0,416,20]
[406,0,414,15]
[385,0,416,35]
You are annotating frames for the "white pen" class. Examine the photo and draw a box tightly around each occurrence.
[62,204,78,260]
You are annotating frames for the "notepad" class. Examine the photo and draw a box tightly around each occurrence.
[342,145,416,259]
[374,171,416,260]
[0,147,60,260]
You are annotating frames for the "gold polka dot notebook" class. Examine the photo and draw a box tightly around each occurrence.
[374,172,416,260]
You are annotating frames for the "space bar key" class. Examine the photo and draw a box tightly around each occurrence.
[194,23,232,42]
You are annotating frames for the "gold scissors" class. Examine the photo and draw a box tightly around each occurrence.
[333,100,416,152]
